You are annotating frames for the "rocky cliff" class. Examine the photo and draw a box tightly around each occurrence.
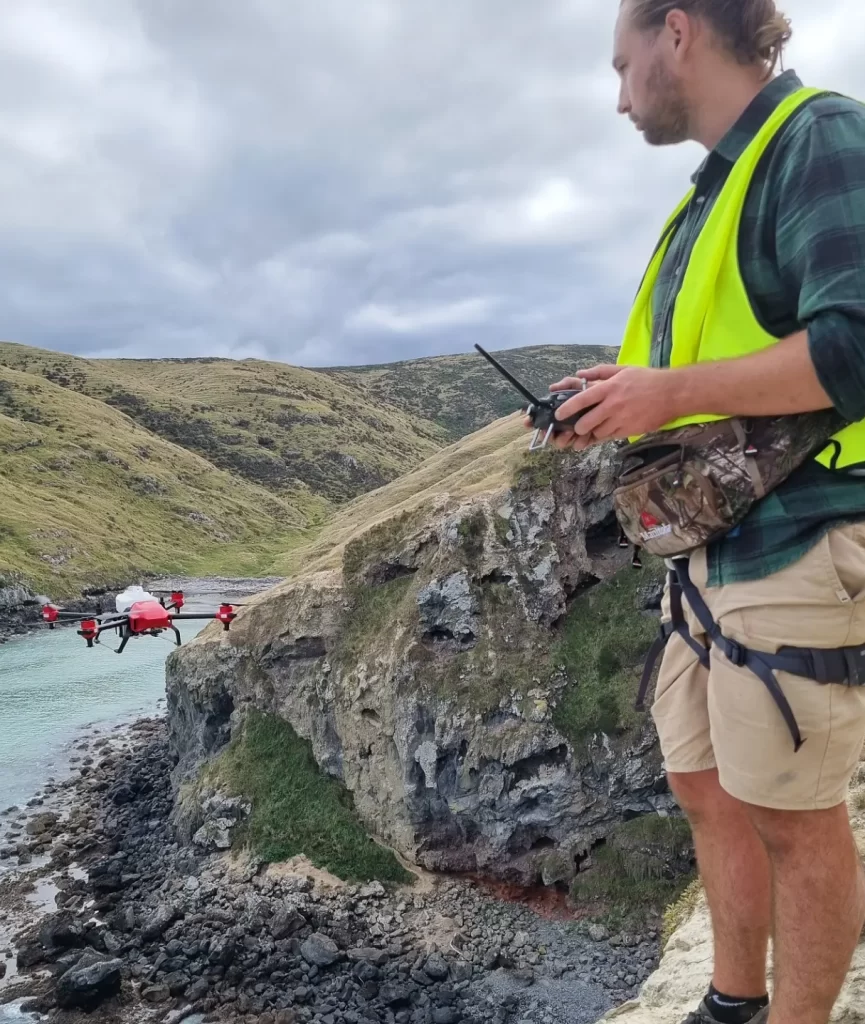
[166,418,674,889]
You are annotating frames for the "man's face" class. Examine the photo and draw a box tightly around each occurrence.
[613,5,690,146]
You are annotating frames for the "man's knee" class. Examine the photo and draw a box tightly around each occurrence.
[668,768,732,825]
[746,801,851,860]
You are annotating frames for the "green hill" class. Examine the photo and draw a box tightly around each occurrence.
[0,341,616,594]
[0,343,449,504]
[0,362,326,596]
[322,343,616,440]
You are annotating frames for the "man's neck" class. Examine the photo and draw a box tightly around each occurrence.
[689,67,775,151]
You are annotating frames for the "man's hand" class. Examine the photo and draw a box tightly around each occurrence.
[554,365,682,441]
[523,333,836,450]
[522,364,633,451]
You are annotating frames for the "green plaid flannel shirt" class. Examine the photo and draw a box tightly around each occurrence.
[650,70,865,587]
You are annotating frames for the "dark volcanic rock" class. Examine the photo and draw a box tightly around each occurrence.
[141,903,180,941]
[55,956,123,1010]
[300,932,341,967]
[7,714,665,1024]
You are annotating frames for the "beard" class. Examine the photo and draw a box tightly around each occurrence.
[637,56,690,146]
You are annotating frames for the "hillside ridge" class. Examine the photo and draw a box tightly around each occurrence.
[0,340,616,593]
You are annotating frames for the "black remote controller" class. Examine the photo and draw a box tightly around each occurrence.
[474,344,589,450]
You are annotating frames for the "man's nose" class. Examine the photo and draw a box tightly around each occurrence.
[617,87,631,116]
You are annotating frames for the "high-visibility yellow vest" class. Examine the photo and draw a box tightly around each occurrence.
[618,86,864,470]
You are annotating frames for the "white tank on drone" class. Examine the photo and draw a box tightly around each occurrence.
[115,585,157,614]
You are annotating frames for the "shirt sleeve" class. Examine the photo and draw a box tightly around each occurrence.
[773,104,865,422]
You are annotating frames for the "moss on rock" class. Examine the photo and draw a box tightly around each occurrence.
[208,710,413,884]
[573,814,696,927]
[552,558,666,748]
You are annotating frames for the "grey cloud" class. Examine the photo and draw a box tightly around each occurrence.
[0,0,863,367]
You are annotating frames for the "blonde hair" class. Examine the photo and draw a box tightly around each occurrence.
[626,0,793,75]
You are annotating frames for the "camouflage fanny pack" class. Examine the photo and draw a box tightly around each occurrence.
[613,411,845,558]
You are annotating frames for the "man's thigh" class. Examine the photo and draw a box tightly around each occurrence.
[705,524,865,810]
[651,629,715,775]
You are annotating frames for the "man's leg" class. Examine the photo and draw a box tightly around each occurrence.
[746,802,865,1024]
[703,526,865,1022]
[669,769,771,998]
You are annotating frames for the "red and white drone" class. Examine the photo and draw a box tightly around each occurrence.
[37,586,238,654]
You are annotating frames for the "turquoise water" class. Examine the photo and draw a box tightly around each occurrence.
[0,625,169,811]
[0,601,217,812]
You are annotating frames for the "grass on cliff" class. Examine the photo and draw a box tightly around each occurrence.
[552,557,666,748]
[336,576,417,662]
[661,878,704,949]
[573,814,696,928]
[212,710,413,884]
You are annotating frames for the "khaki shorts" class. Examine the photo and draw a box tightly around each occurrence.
[653,523,865,810]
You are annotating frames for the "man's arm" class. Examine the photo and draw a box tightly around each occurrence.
[554,103,865,447]
[554,333,832,445]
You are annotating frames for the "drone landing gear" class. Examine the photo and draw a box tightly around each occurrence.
[171,626,182,646]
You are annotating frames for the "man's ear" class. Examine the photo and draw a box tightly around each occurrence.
[665,8,696,62]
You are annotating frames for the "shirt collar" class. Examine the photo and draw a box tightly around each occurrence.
[690,69,805,183]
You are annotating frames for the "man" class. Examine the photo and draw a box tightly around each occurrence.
[544,3,865,1023]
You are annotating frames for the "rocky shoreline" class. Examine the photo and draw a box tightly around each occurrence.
[0,717,662,1024]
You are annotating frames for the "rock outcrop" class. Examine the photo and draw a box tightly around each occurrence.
[166,424,673,888]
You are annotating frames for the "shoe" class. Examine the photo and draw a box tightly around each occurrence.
[681,1001,770,1024]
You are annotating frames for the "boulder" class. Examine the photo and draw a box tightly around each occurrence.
[300,933,341,968]
[55,956,123,1010]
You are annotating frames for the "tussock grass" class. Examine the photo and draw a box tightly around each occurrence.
[212,710,413,884]
[661,878,704,949]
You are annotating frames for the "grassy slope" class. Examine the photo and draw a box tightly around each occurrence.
[0,341,617,592]
[267,414,530,579]
[573,815,695,928]
[552,557,667,747]
[0,363,321,596]
[0,343,448,503]
[323,343,617,440]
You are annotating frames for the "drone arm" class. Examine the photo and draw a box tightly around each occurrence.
[170,611,236,632]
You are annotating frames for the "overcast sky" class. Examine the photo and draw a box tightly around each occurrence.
[1,1,863,367]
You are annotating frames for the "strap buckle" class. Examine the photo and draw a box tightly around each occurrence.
[722,637,747,667]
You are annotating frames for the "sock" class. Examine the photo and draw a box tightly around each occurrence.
[705,984,769,1024]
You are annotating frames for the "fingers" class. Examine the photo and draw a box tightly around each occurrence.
[554,380,609,422]
[549,376,584,392]
[573,400,614,438]
[551,365,623,391]
[553,431,599,452]
[579,364,625,382]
